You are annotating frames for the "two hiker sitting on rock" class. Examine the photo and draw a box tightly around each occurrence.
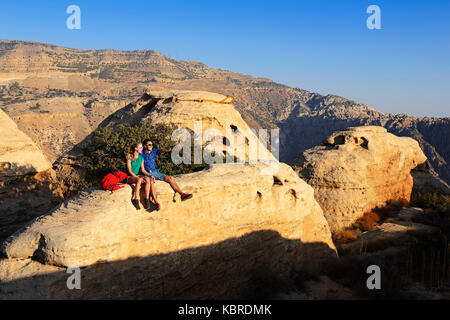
[125,139,193,211]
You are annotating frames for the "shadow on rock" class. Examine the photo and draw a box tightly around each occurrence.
[0,230,335,300]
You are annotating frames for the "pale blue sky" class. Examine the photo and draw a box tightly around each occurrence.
[0,0,449,117]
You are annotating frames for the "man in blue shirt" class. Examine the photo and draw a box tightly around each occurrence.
[128,139,193,209]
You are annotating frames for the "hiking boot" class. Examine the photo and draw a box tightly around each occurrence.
[131,199,141,210]
[144,198,151,210]
[155,203,161,211]
[181,193,193,201]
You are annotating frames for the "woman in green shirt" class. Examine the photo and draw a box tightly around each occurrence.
[126,143,157,211]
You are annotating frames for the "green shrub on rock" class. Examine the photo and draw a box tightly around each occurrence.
[77,122,207,188]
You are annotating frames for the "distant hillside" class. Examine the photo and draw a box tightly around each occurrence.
[0,40,448,183]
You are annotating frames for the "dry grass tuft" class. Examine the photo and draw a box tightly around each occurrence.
[334,212,381,243]
[354,211,381,231]
[333,229,360,243]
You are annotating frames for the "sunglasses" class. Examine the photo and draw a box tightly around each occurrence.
[145,143,153,146]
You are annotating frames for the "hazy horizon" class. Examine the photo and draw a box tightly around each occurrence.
[0,0,449,118]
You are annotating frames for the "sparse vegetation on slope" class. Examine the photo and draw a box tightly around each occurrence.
[411,192,450,235]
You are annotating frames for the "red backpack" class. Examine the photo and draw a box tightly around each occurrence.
[99,171,128,192]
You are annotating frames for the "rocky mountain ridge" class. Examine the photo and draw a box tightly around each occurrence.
[0,40,448,184]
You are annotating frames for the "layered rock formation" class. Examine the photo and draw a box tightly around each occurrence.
[2,97,131,162]
[292,126,428,233]
[0,110,63,242]
[0,163,335,299]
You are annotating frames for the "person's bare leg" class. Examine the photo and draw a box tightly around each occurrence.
[142,177,153,210]
[150,178,158,203]
[135,177,143,200]
[144,176,151,199]
[128,176,143,210]
[127,176,140,199]
[165,176,183,195]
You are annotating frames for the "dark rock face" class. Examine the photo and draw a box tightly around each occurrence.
[0,169,64,243]
[0,231,336,299]
[411,161,450,195]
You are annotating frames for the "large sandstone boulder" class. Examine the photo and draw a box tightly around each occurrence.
[0,163,335,299]
[98,89,278,163]
[0,109,51,178]
[0,110,63,242]
[292,126,428,233]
